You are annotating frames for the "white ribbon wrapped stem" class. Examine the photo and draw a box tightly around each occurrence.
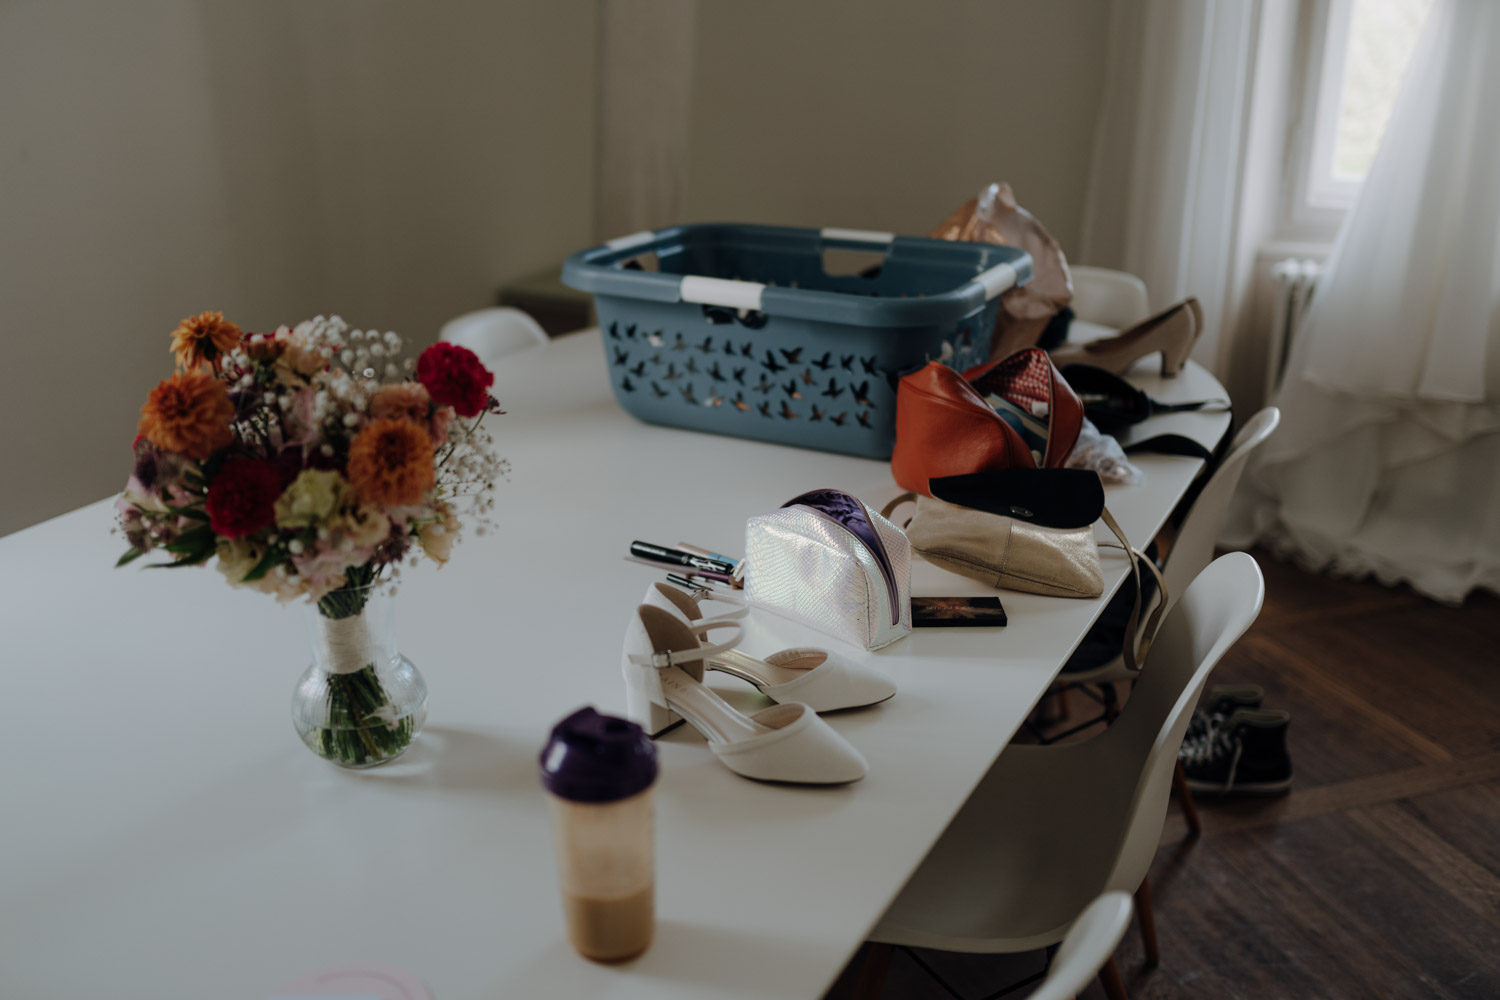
[318,614,374,675]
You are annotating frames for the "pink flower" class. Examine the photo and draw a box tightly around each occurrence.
[369,382,452,446]
[289,547,355,604]
[282,388,322,449]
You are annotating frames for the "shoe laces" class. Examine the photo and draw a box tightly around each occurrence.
[1181,711,1233,757]
[1181,723,1238,767]
[1181,724,1244,794]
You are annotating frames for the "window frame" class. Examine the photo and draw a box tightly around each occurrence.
[1302,0,1364,209]
[1280,0,1355,243]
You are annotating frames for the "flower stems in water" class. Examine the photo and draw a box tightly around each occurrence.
[309,665,415,766]
[304,573,415,767]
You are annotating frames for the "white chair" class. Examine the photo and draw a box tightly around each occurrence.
[1065,407,1281,672]
[861,553,1266,1000]
[1158,407,1280,604]
[1030,893,1134,1000]
[1069,265,1150,334]
[1048,408,1279,831]
[439,307,548,370]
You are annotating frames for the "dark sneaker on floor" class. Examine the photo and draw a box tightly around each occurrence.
[1181,708,1293,796]
[1183,683,1264,746]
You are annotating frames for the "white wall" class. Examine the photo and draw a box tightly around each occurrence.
[683,0,1109,254]
[0,0,596,536]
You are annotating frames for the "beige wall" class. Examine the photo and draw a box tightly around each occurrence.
[2,0,1109,536]
[683,0,1109,254]
[0,0,596,536]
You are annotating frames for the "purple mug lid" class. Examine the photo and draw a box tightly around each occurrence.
[540,706,658,803]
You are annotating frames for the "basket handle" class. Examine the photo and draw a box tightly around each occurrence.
[679,276,766,311]
[969,261,1019,301]
[819,227,895,245]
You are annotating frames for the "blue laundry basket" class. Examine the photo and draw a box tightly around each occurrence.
[560,223,1032,459]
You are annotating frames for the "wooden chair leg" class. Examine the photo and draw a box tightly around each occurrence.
[849,942,894,1000]
[1057,687,1071,717]
[1172,759,1203,836]
[1099,956,1130,1000]
[1102,682,1119,724]
[1135,876,1160,967]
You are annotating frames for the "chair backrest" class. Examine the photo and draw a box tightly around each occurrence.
[1029,892,1133,1000]
[1161,407,1280,604]
[1099,552,1264,894]
[1069,265,1150,330]
[439,307,548,370]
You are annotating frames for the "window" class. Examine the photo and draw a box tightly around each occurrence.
[1300,0,1433,211]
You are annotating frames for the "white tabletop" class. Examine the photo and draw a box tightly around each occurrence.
[0,330,1230,999]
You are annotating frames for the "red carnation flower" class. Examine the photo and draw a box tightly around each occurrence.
[416,342,494,418]
[205,458,281,538]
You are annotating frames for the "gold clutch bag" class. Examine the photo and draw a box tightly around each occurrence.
[889,492,1103,598]
[881,470,1166,669]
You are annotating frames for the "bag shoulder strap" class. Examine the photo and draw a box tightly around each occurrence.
[879,492,919,527]
[1098,507,1168,672]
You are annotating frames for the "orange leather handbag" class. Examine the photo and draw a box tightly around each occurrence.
[891,348,1084,496]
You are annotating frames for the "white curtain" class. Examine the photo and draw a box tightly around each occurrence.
[1080,0,1277,378]
[1225,0,1500,603]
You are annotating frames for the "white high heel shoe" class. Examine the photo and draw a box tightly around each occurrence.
[643,582,897,713]
[622,605,868,785]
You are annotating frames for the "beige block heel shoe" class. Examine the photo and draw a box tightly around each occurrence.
[621,605,868,785]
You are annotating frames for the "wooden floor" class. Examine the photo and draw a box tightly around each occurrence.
[825,552,1500,1000]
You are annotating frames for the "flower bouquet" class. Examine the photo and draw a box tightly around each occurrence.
[116,312,505,766]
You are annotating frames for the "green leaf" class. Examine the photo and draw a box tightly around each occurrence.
[164,525,216,555]
[200,452,226,483]
[153,548,216,569]
[163,504,211,521]
[115,547,146,568]
[241,546,285,582]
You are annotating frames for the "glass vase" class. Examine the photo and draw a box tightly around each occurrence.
[291,583,427,768]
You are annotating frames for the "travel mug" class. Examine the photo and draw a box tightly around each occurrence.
[539,706,659,962]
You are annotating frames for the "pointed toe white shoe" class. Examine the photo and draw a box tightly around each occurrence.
[643,582,897,712]
[622,605,868,785]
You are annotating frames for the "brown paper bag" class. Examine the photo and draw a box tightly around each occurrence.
[931,182,1073,360]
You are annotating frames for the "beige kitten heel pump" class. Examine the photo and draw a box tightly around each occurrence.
[1049,297,1201,376]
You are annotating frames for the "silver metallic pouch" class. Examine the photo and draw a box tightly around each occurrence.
[743,489,912,650]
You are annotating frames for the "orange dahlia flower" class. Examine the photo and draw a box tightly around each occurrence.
[346,418,436,507]
[171,311,242,370]
[137,372,235,460]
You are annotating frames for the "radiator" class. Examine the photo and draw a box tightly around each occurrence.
[1265,258,1322,398]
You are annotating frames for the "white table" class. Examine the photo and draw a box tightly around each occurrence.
[0,330,1230,999]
